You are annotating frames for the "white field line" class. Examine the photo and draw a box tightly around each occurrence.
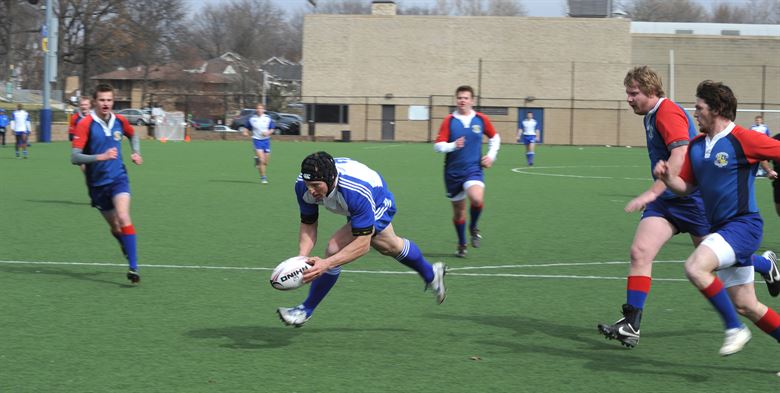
[0,258,693,282]
[511,165,648,181]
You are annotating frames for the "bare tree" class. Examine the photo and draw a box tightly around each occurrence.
[1,0,42,86]
[405,0,526,16]
[622,0,708,22]
[746,0,780,23]
[316,0,371,14]
[711,2,750,23]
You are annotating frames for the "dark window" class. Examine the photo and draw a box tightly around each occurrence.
[306,104,348,124]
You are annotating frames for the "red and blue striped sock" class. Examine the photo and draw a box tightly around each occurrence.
[469,203,483,232]
[701,277,742,330]
[756,308,780,343]
[454,218,466,246]
[120,225,138,271]
[626,275,651,310]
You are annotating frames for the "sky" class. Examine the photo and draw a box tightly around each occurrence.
[186,0,756,18]
[185,0,568,17]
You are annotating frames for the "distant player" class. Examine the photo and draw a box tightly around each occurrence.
[242,103,274,184]
[71,84,143,284]
[10,103,31,159]
[517,111,539,166]
[69,96,92,141]
[598,66,779,348]
[654,80,780,355]
[751,116,772,176]
[434,85,501,257]
[277,152,446,327]
[0,108,8,146]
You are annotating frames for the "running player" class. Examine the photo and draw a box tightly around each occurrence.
[434,85,501,257]
[243,103,274,184]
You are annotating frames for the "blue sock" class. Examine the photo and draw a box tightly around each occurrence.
[454,219,466,246]
[526,152,535,165]
[701,278,743,330]
[120,225,138,271]
[395,239,434,283]
[751,254,771,275]
[469,203,483,232]
[302,267,340,314]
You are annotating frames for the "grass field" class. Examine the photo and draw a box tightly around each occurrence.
[2,140,779,392]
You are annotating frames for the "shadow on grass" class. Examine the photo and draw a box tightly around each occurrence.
[0,265,134,288]
[208,179,258,185]
[25,199,90,206]
[430,313,773,382]
[187,325,411,350]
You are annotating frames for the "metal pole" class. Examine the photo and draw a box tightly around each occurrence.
[39,0,53,142]
[669,49,675,102]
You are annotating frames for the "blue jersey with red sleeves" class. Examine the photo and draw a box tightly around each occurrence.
[69,112,88,136]
[295,158,395,235]
[435,111,497,175]
[645,98,698,200]
[72,113,135,187]
[680,124,780,228]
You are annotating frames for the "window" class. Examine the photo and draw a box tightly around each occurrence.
[306,104,349,124]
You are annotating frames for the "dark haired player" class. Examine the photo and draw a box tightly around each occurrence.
[71,84,143,284]
[277,152,446,327]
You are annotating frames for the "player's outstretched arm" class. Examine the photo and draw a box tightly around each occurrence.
[298,222,318,257]
[653,160,692,195]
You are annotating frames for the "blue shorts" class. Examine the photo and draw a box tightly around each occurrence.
[444,167,484,199]
[641,195,709,236]
[89,174,131,211]
[519,135,536,145]
[252,138,270,153]
[347,201,396,235]
[713,213,763,267]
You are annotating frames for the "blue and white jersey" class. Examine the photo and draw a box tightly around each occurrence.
[750,123,770,136]
[11,110,30,132]
[0,113,8,128]
[521,118,538,136]
[295,157,395,235]
[246,114,275,140]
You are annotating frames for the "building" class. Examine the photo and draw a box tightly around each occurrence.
[301,1,779,145]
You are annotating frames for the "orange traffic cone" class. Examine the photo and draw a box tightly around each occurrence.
[184,134,191,142]
[160,137,168,143]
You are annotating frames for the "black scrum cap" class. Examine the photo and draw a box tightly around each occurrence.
[301,151,337,187]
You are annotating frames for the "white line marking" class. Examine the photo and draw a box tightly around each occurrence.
[0,258,693,282]
[511,165,648,181]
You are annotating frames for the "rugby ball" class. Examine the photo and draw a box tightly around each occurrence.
[270,256,311,290]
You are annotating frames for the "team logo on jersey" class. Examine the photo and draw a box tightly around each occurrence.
[113,131,122,141]
[646,124,655,141]
[714,152,729,168]
[471,125,481,134]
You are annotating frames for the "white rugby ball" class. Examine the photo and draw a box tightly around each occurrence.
[270,256,311,290]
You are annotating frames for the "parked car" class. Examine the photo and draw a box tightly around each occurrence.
[213,125,238,133]
[189,117,215,130]
[229,109,300,135]
[115,108,152,126]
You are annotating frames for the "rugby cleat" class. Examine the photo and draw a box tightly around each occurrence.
[425,262,447,304]
[277,305,311,328]
[598,304,642,348]
[760,250,780,297]
[126,269,140,284]
[261,176,269,184]
[470,228,482,248]
[455,244,467,258]
[719,326,751,356]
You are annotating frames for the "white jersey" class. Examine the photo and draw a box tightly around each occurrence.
[247,114,274,140]
[521,118,537,136]
[11,110,31,132]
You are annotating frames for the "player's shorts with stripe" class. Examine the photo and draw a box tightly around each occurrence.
[88,174,131,211]
[346,200,397,235]
[444,167,484,200]
[641,195,709,237]
[252,138,270,152]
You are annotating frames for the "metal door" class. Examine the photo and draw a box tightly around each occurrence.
[381,105,395,140]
